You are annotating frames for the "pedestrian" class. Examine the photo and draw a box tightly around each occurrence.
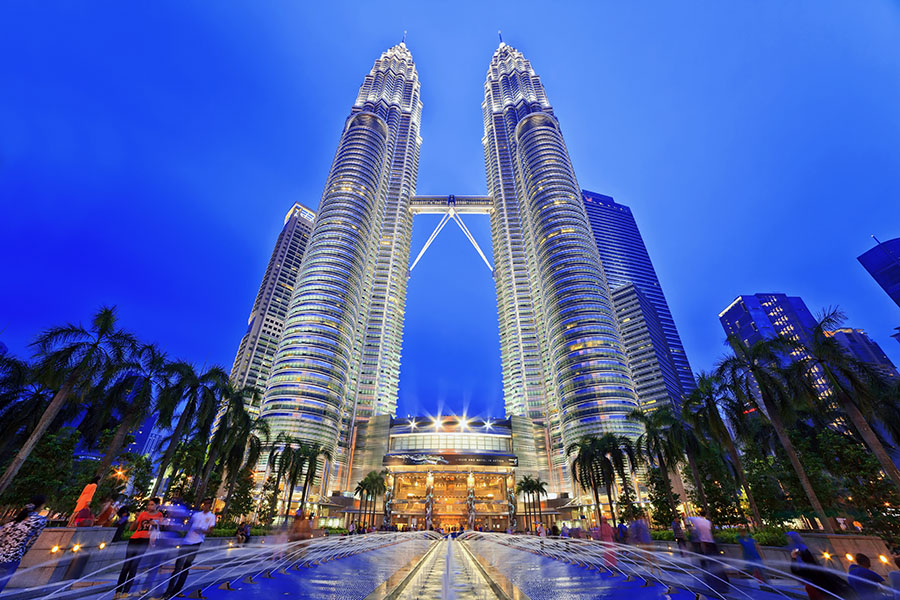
[847,553,884,600]
[111,505,131,542]
[67,476,100,526]
[787,532,855,600]
[164,498,216,600]
[599,517,617,567]
[288,510,312,542]
[672,515,687,556]
[687,509,729,593]
[73,506,95,527]
[617,521,628,544]
[737,526,768,583]
[0,495,48,592]
[95,497,117,527]
[113,497,162,600]
[560,524,569,538]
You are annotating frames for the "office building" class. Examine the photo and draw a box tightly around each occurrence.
[582,191,696,412]
[229,202,316,417]
[858,236,900,348]
[825,328,899,380]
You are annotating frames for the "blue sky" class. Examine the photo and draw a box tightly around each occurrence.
[2,2,899,419]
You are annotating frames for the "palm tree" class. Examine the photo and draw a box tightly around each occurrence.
[194,383,262,501]
[0,306,136,495]
[665,410,710,516]
[367,470,387,527]
[533,477,548,529]
[516,475,535,531]
[629,407,680,519]
[220,415,269,516]
[0,355,54,461]
[150,362,227,497]
[567,437,606,526]
[299,443,332,510]
[94,344,171,480]
[800,308,900,495]
[718,335,834,533]
[608,435,639,518]
[282,444,308,517]
[355,477,370,528]
[683,373,762,526]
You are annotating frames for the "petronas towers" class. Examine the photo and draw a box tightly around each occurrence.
[252,41,640,495]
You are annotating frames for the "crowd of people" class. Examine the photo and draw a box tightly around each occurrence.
[1,488,898,599]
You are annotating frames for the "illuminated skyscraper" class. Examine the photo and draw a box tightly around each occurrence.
[229,202,316,416]
[482,42,640,486]
[581,191,695,412]
[256,41,640,502]
[258,43,422,490]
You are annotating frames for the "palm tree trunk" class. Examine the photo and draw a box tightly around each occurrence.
[300,461,315,506]
[764,399,834,533]
[606,482,618,529]
[842,398,900,494]
[0,378,76,495]
[194,441,225,502]
[723,438,762,527]
[151,408,192,497]
[537,494,543,528]
[94,410,140,479]
[590,472,602,524]
[686,450,710,516]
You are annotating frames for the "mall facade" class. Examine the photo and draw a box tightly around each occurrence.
[332,415,547,531]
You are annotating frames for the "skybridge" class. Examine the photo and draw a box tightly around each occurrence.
[408,195,494,273]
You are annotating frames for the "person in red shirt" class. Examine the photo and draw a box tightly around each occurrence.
[114,498,162,599]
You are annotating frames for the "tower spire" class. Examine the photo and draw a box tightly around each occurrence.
[498,30,503,44]
[402,30,407,44]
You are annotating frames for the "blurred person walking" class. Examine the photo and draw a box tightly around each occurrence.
[164,498,215,600]
[113,497,162,599]
[0,495,47,592]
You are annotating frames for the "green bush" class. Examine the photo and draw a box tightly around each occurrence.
[714,527,787,547]
[323,527,348,535]
[651,530,674,541]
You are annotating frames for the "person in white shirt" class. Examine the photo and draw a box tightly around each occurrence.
[165,498,216,600]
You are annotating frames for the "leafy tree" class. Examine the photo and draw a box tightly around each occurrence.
[226,468,255,520]
[0,428,80,511]
[646,467,680,528]
[0,307,136,495]
[685,451,744,526]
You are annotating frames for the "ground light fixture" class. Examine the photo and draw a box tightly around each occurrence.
[845,553,854,562]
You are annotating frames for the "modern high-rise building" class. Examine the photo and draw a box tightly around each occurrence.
[481,42,639,487]
[259,43,423,491]
[718,293,831,398]
[256,41,640,502]
[582,191,696,412]
[229,202,316,417]
[719,293,818,349]
[858,236,900,347]
[611,284,685,413]
[824,328,899,380]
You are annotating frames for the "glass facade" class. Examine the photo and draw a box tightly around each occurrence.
[258,43,423,491]
[227,203,316,420]
[581,191,696,412]
[482,44,640,490]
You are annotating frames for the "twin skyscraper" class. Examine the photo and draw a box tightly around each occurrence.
[232,41,695,498]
